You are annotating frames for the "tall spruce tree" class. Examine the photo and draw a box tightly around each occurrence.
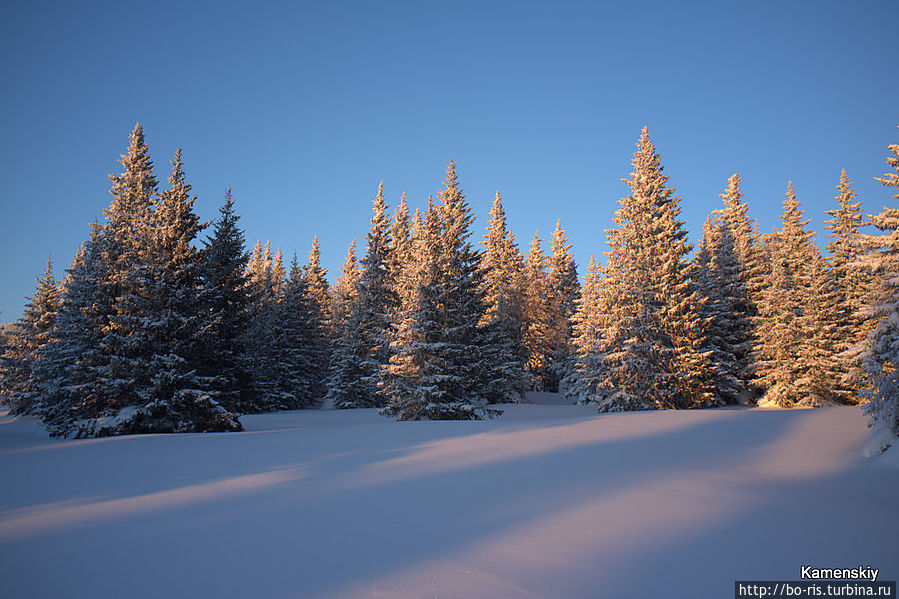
[754,182,838,407]
[522,231,553,390]
[37,228,113,435]
[198,188,253,415]
[480,191,526,400]
[127,149,240,432]
[321,238,362,410]
[382,161,502,419]
[696,212,744,403]
[39,132,241,436]
[695,174,760,404]
[565,256,609,403]
[242,238,295,412]
[325,182,396,409]
[859,129,899,450]
[824,170,870,399]
[330,238,361,334]
[259,254,326,409]
[546,220,580,391]
[304,235,332,335]
[382,198,446,418]
[569,128,715,411]
[96,123,160,416]
[301,237,331,399]
[40,124,169,435]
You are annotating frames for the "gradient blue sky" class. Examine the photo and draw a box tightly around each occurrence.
[1,0,897,320]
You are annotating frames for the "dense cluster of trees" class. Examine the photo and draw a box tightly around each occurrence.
[1,124,898,451]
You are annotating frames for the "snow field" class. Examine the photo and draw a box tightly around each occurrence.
[0,404,896,598]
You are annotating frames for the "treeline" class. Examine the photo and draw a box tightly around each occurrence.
[1,124,898,450]
[566,127,899,454]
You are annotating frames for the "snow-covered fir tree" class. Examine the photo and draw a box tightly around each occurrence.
[92,123,161,418]
[522,231,553,390]
[565,256,609,403]
[381,198,445,419]
[320,238,362,410]
[260,254,328,409]
[40,125,167,435]
[304,235,332,335]
[35,130,241,436]
[389,191,414,303]
[330,238,361,333]
[695,174,760,404]
[569,128,715,411]
[382,162,503,419]
[197,188,253,416]
[0,256,60,415]
[480,191,526,400]
[124,148,240,432]
[754,182,839,407]
[696,212,744,403]
[824,169,870,398]
[859,130,899,451]
[546,220,580,391]
[242,239,296,412]
[36,228,114,435]
[325,182,397,409]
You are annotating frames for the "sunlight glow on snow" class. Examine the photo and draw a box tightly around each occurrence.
[0,468,306,542]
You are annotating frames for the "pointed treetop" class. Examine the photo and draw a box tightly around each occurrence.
[223,186,235,211]
[527,231,546,267]
[485,191,509,245]
[444,159,459,193]
[105,123,158,234]
[551,219,570,251]
[720,173,743,204]
[394,191,409,221]
[491,190,506,216]
[308,235,323,270]
[342,238,358,271]
[289,252,301,280]
[785,180,797,205]
[370,181,390,226]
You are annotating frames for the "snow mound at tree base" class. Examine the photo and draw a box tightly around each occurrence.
[862,424,897,459]
[48,392,242,438]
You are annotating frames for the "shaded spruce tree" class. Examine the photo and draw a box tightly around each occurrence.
[859,129,899,452]
[382,162,503,419]
[564,256,609,403]
[326,182,397,409]
[197,188,253,415]
[695,174,760,404]
[320,238,362,410]
[546,220,580,392]
[0,256,60,415]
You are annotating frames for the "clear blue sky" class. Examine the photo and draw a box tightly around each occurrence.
[1,0,896,320]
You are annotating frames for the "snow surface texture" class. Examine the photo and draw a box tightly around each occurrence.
[0,404,896,598]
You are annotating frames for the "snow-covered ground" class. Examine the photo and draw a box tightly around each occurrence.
[0,403,896,598]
